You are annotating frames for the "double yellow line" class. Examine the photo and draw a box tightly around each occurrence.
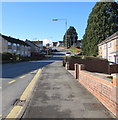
[5,68,42,119]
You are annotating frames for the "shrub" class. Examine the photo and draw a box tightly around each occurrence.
[2,52,12,60]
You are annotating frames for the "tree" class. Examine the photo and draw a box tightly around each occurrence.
[63,26,78,48]
[82,2,118,56]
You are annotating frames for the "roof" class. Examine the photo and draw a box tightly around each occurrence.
[1,34,30,46]
[98,31,118,46]
[30,41,43,44]
[58,41,63,43]
[25,40,40,48]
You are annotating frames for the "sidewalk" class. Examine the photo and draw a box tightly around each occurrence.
[22,61,114,118]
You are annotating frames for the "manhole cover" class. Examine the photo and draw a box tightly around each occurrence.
[13,99,26,106]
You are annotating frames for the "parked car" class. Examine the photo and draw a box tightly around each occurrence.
[109,61,117,65]
[65,52,71,56]
[41,52,46,55]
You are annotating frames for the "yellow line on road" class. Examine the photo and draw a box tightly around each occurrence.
[0,87,2,89]
[8,80,16,84]
[19,75,26,79]
[5,106,23,119]
[0,114,2,117]
[20,69,42,100]
[5,68,42,118]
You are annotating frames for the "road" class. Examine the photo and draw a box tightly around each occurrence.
[1,48,66,118]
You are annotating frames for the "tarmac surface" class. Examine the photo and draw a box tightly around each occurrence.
[22,60,114,118]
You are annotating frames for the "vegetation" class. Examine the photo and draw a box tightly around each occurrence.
[68,46,81,53]
[82,1,118,56]
[63,26,78,48]
[1,52,45,63]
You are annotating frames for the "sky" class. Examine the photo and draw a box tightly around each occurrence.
[1,2,96,45]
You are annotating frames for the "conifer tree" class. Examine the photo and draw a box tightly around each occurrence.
[63,26,78,48]
[82,2,118,56]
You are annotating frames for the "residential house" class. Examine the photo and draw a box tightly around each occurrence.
[46,43,51,48]
[1,34,31,56]
[25,40,41,54]
[56,41,64,47]
[98,31,118,64]
[76,40,82,49]
[30,40,43,51]
[51,42,58,47]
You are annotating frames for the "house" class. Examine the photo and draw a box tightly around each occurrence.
[30,40,43,51]
[56,41,64,47]
[51,42,58,47]
[1,34,31,56]
[25,40,41,54]
[46,43,51,48]
[98,31,118,64]
[76,40,82,49]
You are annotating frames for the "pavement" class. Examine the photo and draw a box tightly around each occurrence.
[21,60,115,118]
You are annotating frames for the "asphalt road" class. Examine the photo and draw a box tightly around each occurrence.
[1,48,66,118]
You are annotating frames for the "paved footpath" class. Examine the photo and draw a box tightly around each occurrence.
[22,61,115,118]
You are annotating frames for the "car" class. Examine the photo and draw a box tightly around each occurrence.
[108,61,117,65]
[65,52,71,56]
[41,52,46,55]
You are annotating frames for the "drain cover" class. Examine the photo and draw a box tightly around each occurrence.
[13,99,26,106]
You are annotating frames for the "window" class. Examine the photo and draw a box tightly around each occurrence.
[17,44,20,47]
[104,44,106,49]
[116,39,118,45]
[13,43,17,46]
[8,49,12,53]
[108,42,112,48]
[8,42,11,46]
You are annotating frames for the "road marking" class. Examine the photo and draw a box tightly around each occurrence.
[0,115,2,117]
[5,68,42,119]
[19,75,26,79]
[20,69,42,101]
[8,80,16,84]
[5,106,23,119]
[0,87,2,89]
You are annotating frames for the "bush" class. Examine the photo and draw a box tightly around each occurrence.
[2,52,12,60]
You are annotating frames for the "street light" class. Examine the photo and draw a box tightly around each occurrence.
[52,18,68,48]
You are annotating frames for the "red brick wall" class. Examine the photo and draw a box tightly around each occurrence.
[76,65,118,117]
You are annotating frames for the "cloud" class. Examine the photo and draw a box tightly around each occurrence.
[41,39,52,46]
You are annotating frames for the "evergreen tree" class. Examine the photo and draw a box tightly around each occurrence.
[82,2,118,56]
[63,26,78,48]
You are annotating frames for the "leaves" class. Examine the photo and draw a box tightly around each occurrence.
[82,2,118,56]
[63,26,78,48]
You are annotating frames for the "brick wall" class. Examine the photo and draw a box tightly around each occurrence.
[75,64,118,117]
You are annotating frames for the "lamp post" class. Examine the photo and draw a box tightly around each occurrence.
[52,18,68,48]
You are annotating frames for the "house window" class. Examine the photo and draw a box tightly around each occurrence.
[17,44,20,47]
[13,43,17,46]
[8,42,11,46]
[8,49,12,53]
[116,39,118,45]
[104,44,106,49]
[108,42,112,48]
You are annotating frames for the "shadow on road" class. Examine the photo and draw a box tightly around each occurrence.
[2,60,53,79]
[2,53,65,79]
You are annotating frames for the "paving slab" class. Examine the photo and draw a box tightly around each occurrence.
[22,61,115,118]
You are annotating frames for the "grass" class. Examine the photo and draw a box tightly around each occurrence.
[57,46,65,49]
[68,47,81,53]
